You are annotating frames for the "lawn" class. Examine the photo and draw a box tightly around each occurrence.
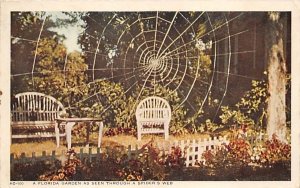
[10,133,211,157]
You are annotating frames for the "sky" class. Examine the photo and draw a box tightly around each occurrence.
[47,12,84,52]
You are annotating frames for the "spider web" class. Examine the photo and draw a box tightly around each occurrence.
[12,11,258,122]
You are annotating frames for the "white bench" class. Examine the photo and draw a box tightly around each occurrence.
[135,96,171,140]
[11,92,66,139]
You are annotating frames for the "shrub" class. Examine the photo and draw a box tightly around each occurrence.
[202,138,251,168]
[11,160,61,181]
[107,141,185,181]
[39,140,185,181]
[39,149,86,181]
[258,135,291,166]
[104,127,137,137]
[226,138,252,166]
[201,135,291,170]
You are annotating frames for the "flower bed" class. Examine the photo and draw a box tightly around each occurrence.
[11,135,290,181]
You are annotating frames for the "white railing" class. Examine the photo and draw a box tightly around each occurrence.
[173,136,229,167]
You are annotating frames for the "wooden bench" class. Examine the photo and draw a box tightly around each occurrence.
[135,96,171,140]
[11,92,66,139]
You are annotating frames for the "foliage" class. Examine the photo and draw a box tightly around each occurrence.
[11,12,65,94]
[11,12,291,138]
[202,138,251,168]
[11,136,291,181]
[184,51,216,134]
[37,140,185,181]
[112,143,166,181]
[237,79,268,127]
[219,71,291,139]
[225,138,252,165]
[219,79,267,131]
[99,141,185,181]
[193,119,221,134]
[38,149,84,181]
[219,106,255,127]
[11,159,61,181]
[77,79,127,125]
[78,12,215,135]
[258,135,291,166]
[12,11,218,136]
[104,127,137,137]
[201,136,291,170]
[22,37,89,109]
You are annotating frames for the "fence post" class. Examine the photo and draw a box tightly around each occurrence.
[209,137,213,150]
[192,139,196,166]
[178,140,185,158]
[96,147,101,163]
[20,153,26,163]
[89,148,92,163]
[31,152,36,164]
[51,150,55,157]
[128,145,132,160]
[213,136,218,150]
[51,151,56,163]
[185,144,190,167]
[198,138,204,163]
[207,137,211,150]
[79,148,83,161]
[185,139,190,167]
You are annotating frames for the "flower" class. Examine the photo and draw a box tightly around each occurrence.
[137,175,143,181]
[52,175,59,181]
[126,174,135,181]
[58,173,65,180]
[67,167,76,175]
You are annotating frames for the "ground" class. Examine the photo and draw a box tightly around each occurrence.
[11,133,211,157]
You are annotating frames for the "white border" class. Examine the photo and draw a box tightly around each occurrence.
[1,1,299,188]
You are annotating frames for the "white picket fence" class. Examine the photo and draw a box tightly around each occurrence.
[173,136,229,167]
[11,136,230,169]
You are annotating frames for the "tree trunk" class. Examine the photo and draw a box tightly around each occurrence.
[265,12,287,141]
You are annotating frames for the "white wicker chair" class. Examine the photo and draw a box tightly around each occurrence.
[11,92,66,139]
[135,96,171,140]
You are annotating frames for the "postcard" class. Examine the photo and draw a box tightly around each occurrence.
[1,1,300,188]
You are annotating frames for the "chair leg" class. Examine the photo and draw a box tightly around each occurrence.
[55,122,60,148]
[98,122,104,148]
[164,124,169,140]
[66,122,76,150]
[165,132,169,140]
[137,123,141,141]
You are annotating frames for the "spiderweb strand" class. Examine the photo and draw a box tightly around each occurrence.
[92,14,117,81]
[31,16,46,87]
[213,15,232,122]
[158,12,205,59]
[155,12,178,59]
[163,13,243,59]
[197,12,218,115]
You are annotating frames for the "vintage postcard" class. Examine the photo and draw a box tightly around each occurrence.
[1,1,300,188]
